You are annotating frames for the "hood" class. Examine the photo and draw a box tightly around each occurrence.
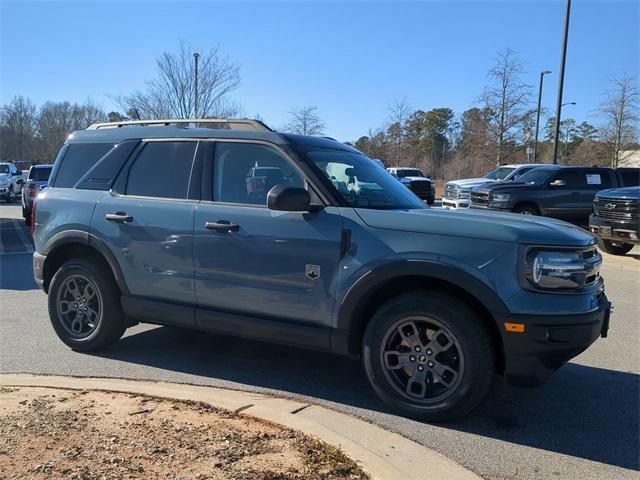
[355,207,595,246]
[448,177,496,188]
[401,176,431,183]
[596,186,640,200]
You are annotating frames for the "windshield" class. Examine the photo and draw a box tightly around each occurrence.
[29,167,52,181]
[396,169,424,178]
[485,166,516,180]
[517,168,557,185]
[301,148,425,210]
[0,165,9,174]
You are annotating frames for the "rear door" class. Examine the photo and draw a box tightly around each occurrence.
[92,139,202,306]
[544,170,588,222]
[193,141,343,329]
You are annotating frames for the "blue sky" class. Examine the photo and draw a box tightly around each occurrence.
[1,0,638,141]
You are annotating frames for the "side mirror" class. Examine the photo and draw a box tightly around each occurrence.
[550,179,566,187]
[268,185,315,212]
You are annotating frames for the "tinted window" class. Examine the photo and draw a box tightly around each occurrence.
[485,166,516,180]
[553,171,587,188]
[618,169,640,186]
[509,166,534,180]
[126,141,196,199]
[213,143,304,205]
[519,168,557,185]
[29,167,52,181]
[54,143,113,188]
[0,165,9,174]
[396,169,424,178]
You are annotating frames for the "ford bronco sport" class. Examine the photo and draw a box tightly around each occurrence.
[33,119,611,421]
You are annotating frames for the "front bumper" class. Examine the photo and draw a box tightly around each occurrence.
[499,294,611,387]
[589,214,640,245]
[442,197,470,209]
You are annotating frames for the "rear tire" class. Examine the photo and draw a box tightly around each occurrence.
[48,257,126,351]
[598,240,634,256]
[512,203,539,215]
[362,291,495,421]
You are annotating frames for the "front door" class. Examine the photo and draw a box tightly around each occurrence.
[194,141,343,327]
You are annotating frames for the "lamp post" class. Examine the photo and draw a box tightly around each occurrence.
[552,0,572,164]
[560,101,576,163]
[193,52,200,119]
[533,70,552,162]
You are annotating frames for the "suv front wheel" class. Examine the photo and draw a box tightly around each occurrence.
[598,239,634,256]
[362,291,495,421]
[48,257,126,351]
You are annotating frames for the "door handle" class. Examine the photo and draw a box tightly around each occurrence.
[205,220,239,233]
[105,212,133,223]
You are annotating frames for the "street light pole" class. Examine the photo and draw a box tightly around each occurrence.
[533,70,551,162]
[560,101,576,163]
[193,52,200,119]
[552,0,572,165]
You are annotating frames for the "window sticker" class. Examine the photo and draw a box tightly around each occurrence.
[586,174,602,185]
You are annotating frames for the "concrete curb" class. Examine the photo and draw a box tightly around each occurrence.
[0,373,480,480]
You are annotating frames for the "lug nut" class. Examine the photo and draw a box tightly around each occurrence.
[415,346,421,352]
[428,361,434,367]
[417,365,424,371]
[74,304,78,308]
[410,355,416,362]
[426,349,433,356]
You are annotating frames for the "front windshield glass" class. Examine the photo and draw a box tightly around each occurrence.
[302,148,425,210]
[0,165,9,174]
[30,167,52,181]
[485,166,515,180]
[396,169,424,178]
[517,168,557,185]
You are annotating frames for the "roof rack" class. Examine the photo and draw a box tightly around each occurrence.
[86,118,272,132]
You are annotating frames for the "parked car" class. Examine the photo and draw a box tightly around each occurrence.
[470,166,639,225]
[589,186,640,255]
[22,164,53,224]
[33,118,610,421]
[443,164,547,209]
[386,167,435,204]
[0,162,24,202]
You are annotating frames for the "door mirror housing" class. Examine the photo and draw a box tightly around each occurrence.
[268,185,317,212]
[549,179,566,187]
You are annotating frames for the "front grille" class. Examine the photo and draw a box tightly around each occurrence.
[444,184,458,199]
[593,197,639,221]
[471,191,490,206]
[409,181,432,197]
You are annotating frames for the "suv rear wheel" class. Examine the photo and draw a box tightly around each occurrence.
[48,257,126,351]
[362,291,495,421]
[598,239,634,256]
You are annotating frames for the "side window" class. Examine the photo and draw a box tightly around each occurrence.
[53,143,113,188]
[126,141,197,199]
[512,167,532,180]
[584,170,612,189]
[552,171,586,189]
[618,169,640,187]
[213,142,304,205]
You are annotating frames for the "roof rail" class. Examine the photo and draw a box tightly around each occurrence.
[86,118,272,132]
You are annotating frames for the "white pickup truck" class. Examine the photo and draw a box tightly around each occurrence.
[0,162,24,203]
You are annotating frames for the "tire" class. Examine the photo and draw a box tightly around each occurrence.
[512,203,539,215]
[598,239,634,256]
[48,257,126,351]
[362,291,495,421]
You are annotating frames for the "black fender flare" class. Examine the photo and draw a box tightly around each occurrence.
[333,259,509,355]
[41,230,129,295]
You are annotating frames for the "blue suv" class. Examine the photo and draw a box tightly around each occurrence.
[32,119,611,421]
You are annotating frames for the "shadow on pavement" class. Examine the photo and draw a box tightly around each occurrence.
[94,326,639,471]
[0,253,37,290]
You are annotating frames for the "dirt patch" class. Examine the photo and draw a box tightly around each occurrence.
[0,386,368,480]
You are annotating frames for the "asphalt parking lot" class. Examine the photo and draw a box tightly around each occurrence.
[0,202,638,480]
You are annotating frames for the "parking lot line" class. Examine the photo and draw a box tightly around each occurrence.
[11,219,34,253]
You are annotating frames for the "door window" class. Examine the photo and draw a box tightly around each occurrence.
[126,141,197,199]
[584,171,612,189]
[213,142,304,205]
[552,171,586,188]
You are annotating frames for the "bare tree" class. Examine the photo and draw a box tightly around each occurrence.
[284,106,326,135]
[598,73,639,167]
[115,41,241,119]
[386,97,412,167]
[0,96,37,161]
[479,49,533,165]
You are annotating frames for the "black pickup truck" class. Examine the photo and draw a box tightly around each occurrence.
[470,166,640,225]
[589,186,640,255]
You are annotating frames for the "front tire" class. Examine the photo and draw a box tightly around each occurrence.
[48,257,126,351]
[598,239,634,256]
[363,292,495,421]
[512,203,539,215]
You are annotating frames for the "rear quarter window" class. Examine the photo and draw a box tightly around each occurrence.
[52,143,114,188]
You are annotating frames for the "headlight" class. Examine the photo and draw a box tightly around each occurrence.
[458,190,470,199]
[491,193,510,202]
[524,248,601,290]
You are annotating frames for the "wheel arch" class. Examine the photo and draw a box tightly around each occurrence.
[335,261,507,372]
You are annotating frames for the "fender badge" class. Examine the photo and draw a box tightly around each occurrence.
[305,264,320,280]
